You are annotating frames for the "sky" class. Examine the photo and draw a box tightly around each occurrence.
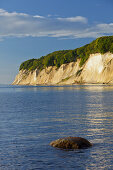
[0,0,113,84]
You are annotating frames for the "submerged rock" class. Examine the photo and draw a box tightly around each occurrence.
[50,137,92,149]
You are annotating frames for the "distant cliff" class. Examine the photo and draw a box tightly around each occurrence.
[12,52,113,85]
[13,36,113,85]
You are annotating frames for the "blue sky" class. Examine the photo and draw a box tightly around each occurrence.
[0,0,113,84]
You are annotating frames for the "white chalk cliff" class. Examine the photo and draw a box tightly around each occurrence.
[13,52,113,85]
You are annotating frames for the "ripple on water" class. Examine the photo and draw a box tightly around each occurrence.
[0,85,113,169]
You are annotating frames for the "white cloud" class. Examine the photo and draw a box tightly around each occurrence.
[33,15,45,19]
[0,9,113,41]
[0,9,28,17]
[96,23,113,33]
[57,16,88,23]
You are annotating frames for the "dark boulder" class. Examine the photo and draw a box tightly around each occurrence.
[50,137,92,149]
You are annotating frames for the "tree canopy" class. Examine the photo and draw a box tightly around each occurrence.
[19,35,113,71]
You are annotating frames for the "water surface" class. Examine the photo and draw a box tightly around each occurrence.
[0,85,113,169]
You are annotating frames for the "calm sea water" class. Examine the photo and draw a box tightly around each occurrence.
[0,85,113,170]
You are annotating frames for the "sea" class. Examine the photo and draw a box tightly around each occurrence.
[0,84,113,170]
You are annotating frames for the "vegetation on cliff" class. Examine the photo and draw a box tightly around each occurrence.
[19,35,113,71]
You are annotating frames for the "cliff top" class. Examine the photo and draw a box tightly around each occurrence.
[19,35,113,71]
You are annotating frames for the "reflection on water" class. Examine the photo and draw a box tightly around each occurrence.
[84,89,113,169]
[0,85,113,169]
[18,84,113,92]
[1,84,113,92]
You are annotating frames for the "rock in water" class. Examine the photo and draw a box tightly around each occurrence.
[50,137,92,149]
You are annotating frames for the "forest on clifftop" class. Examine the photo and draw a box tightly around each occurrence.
[19,35,113,71]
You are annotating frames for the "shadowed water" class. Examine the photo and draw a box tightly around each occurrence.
[0,85,113,169]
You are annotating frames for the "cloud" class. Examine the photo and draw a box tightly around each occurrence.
[33,15,45,19]
[57,16,88,23]
[96,23,113,34]
[0,9,28,17]
[0,9,113,41]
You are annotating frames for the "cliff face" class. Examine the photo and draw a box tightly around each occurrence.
[13,52,113,85]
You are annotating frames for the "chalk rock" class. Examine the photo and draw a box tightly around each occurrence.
[13,52,113,85]
[50,137,92,149]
